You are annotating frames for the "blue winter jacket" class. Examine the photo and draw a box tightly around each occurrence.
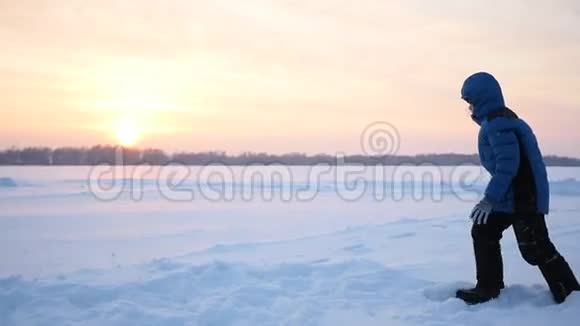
[461,72,549,214]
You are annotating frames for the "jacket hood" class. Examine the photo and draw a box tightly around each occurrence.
[461,72,505,122]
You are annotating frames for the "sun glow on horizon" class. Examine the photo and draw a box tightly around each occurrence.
[83,61,195,148]
[116,118,140,147]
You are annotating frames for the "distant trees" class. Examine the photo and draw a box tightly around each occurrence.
[52,147,85,165]
[544,156,580,167]
[0,146,142,165]
[141,149,170,165]
[172,151,228,165]
[0,148,21,165]
[0,146,579,166]
[86,146,118,165]
[21,147,52,165]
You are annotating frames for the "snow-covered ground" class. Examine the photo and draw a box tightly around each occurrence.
[1,166,580,325]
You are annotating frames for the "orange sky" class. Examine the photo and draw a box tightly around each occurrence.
[1,0,580,155]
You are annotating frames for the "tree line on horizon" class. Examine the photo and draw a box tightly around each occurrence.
[1,146,580,166]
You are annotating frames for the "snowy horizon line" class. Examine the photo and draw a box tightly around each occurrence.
[2,146,580,167]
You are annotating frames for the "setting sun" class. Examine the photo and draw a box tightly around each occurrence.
[116,119,140,147]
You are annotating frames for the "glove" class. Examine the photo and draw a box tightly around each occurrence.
[470,198,493,225]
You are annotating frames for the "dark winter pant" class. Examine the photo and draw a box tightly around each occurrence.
[471,212,579,293]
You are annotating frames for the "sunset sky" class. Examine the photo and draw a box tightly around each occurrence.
[1,0,580,156]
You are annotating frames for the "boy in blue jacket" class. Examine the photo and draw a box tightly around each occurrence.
[456,72,580,305]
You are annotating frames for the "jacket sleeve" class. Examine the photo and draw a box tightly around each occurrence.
[484,127,520,205]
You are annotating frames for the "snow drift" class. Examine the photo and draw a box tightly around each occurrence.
[0,177,17,188]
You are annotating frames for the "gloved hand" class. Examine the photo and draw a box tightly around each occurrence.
[470,198,493,225]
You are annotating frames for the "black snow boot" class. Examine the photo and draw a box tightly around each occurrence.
[456,286,502,305]
[539,256,580,304]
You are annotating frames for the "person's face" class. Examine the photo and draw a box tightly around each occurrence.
[467,103,474,114]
